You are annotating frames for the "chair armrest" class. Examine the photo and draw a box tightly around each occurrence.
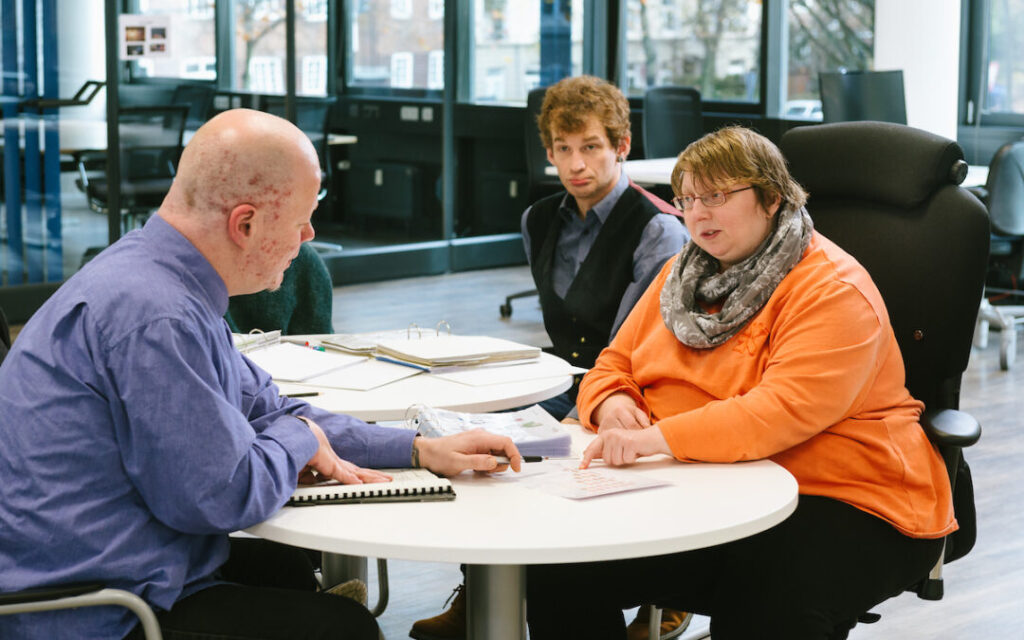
[0,582,104,605]
[920,408,981,449]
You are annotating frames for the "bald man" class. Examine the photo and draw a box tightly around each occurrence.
[0,110,522,640]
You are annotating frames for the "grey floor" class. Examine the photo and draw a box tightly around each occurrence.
[329,266,1024,639]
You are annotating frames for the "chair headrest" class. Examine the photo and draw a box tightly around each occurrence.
[780,122,966,209]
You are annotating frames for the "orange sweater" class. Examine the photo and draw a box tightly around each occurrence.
[578,232,956,539]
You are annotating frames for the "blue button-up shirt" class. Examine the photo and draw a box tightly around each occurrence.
[0,215,416,639]
[521,171,688,337]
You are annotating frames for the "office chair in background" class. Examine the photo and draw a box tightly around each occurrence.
[642,86,703,159]
[779,121,985,636]
[501,86,556,319]
[968,139,1024,370]
[263,96,336,203]
[75,105,189,233]
[169,82,216,131]
[0,584,162,639]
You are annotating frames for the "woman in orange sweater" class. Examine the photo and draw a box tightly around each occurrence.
[526,126,955,639]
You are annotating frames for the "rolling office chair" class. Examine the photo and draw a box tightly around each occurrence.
[500,87,558,319]
[262,96,336,203]
[75,105,189,233]
[642,86,703,160]
[170,82,216,131]
[779,121,986,636]
[969,140,1024,370]
[0,305,9,364]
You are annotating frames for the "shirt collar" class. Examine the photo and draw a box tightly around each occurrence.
[558,169,630,224]
[142,214,230,315]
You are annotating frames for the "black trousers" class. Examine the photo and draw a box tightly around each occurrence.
[126,538,377,640]
[526,495,944,640]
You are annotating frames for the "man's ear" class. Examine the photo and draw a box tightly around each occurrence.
[227,204,257,248]
[616,135,632,161]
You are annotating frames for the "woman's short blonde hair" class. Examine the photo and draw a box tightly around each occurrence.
[670,126,807,212]
[537,75,631,150]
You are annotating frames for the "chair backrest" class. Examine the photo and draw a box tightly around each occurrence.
[779,122,989,412]
[263,96,335,168]
[117,105,188,180]
[170,83,216,130]
[0,305,10,366]
[642,86,703,159]
[983,139,1024,237]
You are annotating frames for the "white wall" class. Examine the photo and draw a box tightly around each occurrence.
[874,0,960,140]
[58,0,107,121]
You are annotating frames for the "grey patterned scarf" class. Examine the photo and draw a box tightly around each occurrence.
[660,206,813,349]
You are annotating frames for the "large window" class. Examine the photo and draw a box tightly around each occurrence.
[468,0,585,104]
[785,0,874,121]
[233,0,328,95]
[975,0,1024,122]
[133,0,216,80]
[348,0,444,91]
[623,0,762,103]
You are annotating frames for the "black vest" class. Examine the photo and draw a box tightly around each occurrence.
[527,187,658,369]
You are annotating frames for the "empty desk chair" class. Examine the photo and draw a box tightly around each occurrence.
[780,121,985,636]
[642,86,703,159]
[969,140,1024,369]
[76,105,189,232]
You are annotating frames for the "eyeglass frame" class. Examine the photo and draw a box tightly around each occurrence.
[672,185,756,212]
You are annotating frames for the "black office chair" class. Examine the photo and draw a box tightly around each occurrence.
[642,86,703,159]
[170,82,216,131]
[501,87,557,319]
[969,140,1024,369]
[779,121,986,636]
[76,105,189,232]
[0,305,9,364]
[262,96,336,203]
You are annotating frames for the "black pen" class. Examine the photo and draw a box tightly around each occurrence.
[284,391,320,398]
[492,455,546,464]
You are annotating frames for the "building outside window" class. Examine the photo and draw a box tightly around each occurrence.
[390,52,414,88]
[233,0,327,95]
[786,0,874,120]
[978,0,1024,119]
[469,0,585,104]
[624,0,762,103]
[349,1,443,91]
[302,54,327,95]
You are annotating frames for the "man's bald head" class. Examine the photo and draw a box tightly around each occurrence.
[168,108,321,222]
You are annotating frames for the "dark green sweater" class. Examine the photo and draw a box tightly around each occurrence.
[225,242,334,335]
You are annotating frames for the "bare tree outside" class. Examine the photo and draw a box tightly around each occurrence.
[788,0,874,100]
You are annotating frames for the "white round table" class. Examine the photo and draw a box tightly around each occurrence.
[247,427,798,639]
[276,351,574,422]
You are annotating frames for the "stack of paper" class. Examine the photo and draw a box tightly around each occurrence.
[413,405,571,457]
[243,342,365,382]
[320,329,412,356]
[375,335,540,369]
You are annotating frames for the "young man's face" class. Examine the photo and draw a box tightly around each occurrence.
[546,115,630,216]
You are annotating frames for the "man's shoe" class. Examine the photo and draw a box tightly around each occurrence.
[324,578,368,606]
[409,584,466,640]
[626,606,693,640]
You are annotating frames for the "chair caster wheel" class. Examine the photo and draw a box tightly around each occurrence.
[499,303,512,318]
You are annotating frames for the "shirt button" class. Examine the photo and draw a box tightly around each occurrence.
[572,352,579,358]
[580,336,586,343]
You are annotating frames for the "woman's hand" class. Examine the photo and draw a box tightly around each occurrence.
[579,425,671,469]
[592,392,651,433]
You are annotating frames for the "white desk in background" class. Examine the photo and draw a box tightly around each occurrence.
[247,424,798,640]
[547,157,991,189]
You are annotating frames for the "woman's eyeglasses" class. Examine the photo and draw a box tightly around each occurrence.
[672,186,755,211]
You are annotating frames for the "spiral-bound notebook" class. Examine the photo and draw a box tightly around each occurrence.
[288,468,455,505]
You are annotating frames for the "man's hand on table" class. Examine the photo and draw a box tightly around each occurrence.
[296,416,393,485]
[413,429,523,476]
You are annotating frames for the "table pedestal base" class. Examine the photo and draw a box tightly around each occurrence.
[466,564,526,640]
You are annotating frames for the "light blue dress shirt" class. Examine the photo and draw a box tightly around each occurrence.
[0,215,416,639]
[521,170,688,337]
